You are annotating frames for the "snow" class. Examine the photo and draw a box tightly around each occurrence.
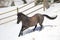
[0,3,60,40]
[0,0,34,6]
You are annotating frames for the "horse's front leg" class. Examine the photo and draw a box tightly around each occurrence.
[18,31,23,37]
[18,26,24,37]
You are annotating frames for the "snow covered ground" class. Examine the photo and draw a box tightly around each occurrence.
[0,3,60,40]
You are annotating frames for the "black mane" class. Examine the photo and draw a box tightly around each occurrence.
[17,12,28,17]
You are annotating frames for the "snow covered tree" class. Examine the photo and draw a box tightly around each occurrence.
[0,0,12,8]
[35,0,43,6]
[54,0,60,3]
[43,0,50,11]
[22,0,27,4]
[11,1,15,6]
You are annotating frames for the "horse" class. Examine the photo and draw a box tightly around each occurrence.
[17,12,57,37]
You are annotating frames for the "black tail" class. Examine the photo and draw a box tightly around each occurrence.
[43,14,57,19]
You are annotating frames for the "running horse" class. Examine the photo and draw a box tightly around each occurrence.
[17,12,57,37]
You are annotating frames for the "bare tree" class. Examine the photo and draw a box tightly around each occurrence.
[22,0,27,4]
[35,0,43,6]
[54,0,60,3]
[0,0,12,8]
[43,0,50,11]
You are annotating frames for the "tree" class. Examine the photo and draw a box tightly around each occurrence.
[11,1,15,6]
[0,0,12,8]
[35,0,43,6]
[43,0,50,11]
[22,0,27,4]
[54,0,60,3]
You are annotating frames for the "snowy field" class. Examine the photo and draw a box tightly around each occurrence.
[0,3,60,40]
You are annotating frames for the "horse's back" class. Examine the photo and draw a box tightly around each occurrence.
[34,13,43,18]
[29,13,43,22]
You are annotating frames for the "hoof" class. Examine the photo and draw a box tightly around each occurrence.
[33,29,35,31]
[18,35,20,37]
[18,34,23,37]
[39,27,43,31]
[18,32,23,37]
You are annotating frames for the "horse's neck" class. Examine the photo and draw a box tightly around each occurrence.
[22,15,29,20]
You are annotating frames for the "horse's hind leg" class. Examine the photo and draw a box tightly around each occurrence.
[39,21,44,31]
[40,24,43,30]
[33,25,37,31]
[39,18,44,31]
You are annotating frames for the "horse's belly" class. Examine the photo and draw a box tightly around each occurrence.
[22,16,38,27]
[22,22,29,26]
[22,21,37,27]
[29,17,38,26]
[29,21,38,26]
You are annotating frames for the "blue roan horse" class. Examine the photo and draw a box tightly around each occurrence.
[17,12,57,37]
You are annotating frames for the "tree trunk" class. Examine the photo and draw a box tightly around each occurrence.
[35,0,43,6]
[54,0,60,3]
[43,0,50,11]
[22,0,27,4]
[11,1,15,6]
[0,0,12,7]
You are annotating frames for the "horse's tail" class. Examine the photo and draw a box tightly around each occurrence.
[43,14,57,20]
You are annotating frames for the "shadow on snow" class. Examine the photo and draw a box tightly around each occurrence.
[22,25,54,35]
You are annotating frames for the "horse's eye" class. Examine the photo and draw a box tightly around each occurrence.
[18,15,20,17]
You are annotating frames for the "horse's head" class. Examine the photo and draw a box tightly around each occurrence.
[17,12,22,24]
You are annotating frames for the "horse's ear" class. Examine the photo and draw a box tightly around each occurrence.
[17,13,20,16]
[20,12,23,14]
[17,13,18,16]
[17,12,23,16]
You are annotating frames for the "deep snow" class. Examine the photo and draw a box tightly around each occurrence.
[0,3,60,40]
